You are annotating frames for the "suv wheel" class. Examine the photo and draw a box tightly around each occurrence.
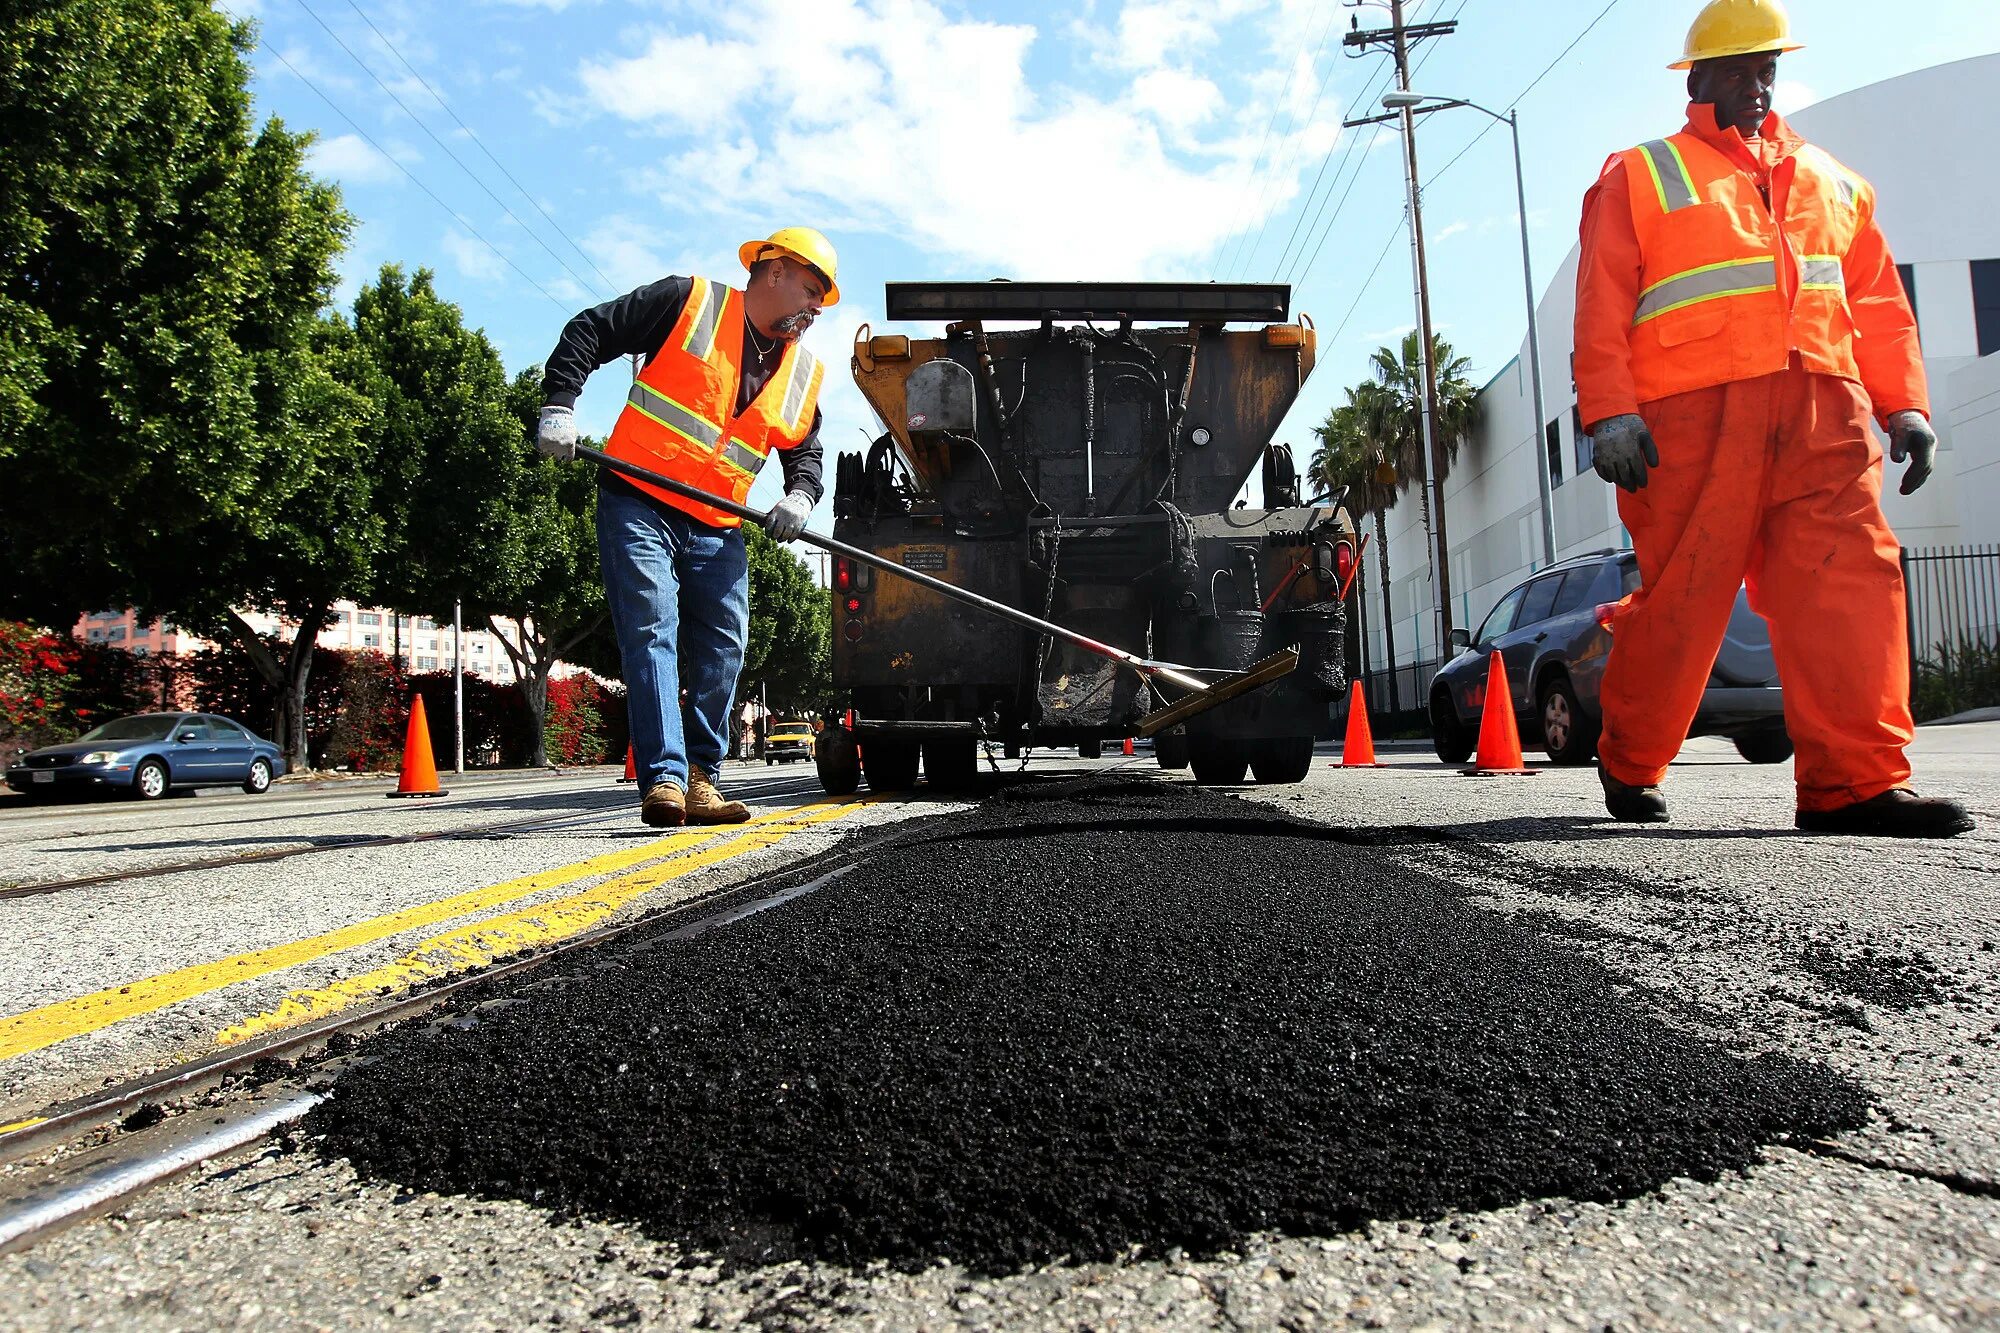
[242,758,274,794]
[1431,691,1474,765]
[1537,675,1599,766]
[133,759,170,801]
[1733,729,1794,764]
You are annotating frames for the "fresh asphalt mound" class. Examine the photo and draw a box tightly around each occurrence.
[308,775,1868,1274]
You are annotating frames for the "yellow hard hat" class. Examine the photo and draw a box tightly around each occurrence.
[1670,0,1802,70]
[738,227,840,306]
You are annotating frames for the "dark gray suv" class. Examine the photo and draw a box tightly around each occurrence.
[1429,549,1790,766]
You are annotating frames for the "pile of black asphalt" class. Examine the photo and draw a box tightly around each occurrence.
[308,775,1868,1275]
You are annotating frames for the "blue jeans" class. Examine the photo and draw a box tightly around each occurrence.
[596,480,748,794]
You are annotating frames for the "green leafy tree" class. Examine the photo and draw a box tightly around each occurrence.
[742,526,830,717]
[0,0,351,630]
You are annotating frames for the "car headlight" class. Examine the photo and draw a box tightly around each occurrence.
[79,750,120,764]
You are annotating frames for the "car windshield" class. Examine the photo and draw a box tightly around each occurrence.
[76,715,180,743]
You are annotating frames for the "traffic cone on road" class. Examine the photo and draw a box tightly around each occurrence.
[1123,737,1135,756]
[1335,681,1385,767]
[1463,651,1539,778]
[386,695,448,798]
[617,744,637,783]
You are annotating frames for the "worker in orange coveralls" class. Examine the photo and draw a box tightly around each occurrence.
[1573,0,1972,837]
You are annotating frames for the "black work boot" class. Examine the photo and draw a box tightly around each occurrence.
[1600,765,1669,823]
[1796,789,1974,838]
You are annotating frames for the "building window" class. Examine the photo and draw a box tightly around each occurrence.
[415,618,434,631]
[132,624,150,637]
[417,656,437,671]
[88,628,104,641]
[108,627,125,641]
[357,612,381,626]
[1545,418,1564,489]
[1896,263,1918,328]
[334,610,350,624]
[472,642,486,653]
[1973,259,2000,357]
[361,633,378,647]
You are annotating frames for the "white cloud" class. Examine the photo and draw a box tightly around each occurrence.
[442,229,508,283]
[1774,79,1819,113]
[308,133,400,185]
[569,0,1350,281]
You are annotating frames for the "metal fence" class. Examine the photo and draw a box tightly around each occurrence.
[1901,544,2000,718]
[1904,544,2000,657]
[1352,656,1441,731]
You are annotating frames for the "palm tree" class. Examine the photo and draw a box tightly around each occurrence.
[1358,330,1481,645]
[1310,382,1404,709]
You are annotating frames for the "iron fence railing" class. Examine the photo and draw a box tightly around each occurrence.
[1902,543,2000,719]
[1352,656,1441,728]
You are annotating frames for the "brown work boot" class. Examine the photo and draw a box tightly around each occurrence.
[1599,765,1668,823]
[1796,788,1974,838]
[640,781,685,828]
[685,765,750,824]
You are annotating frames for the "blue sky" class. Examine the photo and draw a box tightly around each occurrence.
[226,0,2000,528]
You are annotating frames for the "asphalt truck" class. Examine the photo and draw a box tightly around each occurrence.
[812,281,1358,795]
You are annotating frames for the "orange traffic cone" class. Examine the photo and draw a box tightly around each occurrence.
[386,694,448,798]
[1335,681,1385,767]
[1463,651,1540,778]
[617,744,637,783]
[1122,737,1135,756]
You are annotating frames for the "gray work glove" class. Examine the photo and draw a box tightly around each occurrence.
[1886,410,1936,495]
[763,491,812,541]
[1591,413,1661,492]
[535,404,577,461]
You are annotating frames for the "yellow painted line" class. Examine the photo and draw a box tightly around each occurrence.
[218,797,876,1044]
[0,1116,47,1136]
[0,798,861,1064]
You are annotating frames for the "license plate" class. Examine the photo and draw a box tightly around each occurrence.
[31,771,53,784]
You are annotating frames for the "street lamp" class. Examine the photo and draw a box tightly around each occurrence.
[1380,90,1557,568]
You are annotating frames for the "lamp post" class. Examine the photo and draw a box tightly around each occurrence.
[1380,91,1557,568]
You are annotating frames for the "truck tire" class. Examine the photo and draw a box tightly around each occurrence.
[862,738,921,792]
[1155,730,1190,771]
[815,727,860,796]
[1188,738,1249,786]
[1078,739,1103,760]
[1250,736,1315,784]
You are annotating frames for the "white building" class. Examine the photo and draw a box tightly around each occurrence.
[1366,53,2000,684]
[75,602,529,683]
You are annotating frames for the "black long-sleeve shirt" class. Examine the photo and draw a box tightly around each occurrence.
[542,276,824,508]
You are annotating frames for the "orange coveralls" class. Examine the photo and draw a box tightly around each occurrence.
[1574,106,1929,813]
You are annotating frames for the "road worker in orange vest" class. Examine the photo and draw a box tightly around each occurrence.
[535,228,835,827]
[1573,0,1972,836]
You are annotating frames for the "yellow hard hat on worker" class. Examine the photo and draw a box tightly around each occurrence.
[738,227,840,307]
[1669,0,1803,70]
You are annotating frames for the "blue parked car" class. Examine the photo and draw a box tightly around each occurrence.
[1430,548,1790,767]
[5,712,287,800]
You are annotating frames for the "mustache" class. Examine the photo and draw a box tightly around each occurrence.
[774,310,815,336]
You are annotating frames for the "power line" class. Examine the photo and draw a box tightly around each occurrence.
[1422,0,1626,188]
[1205,3,1331,280]
[1220,7,1343,281]
[290,0,609,304]
[245,33,573,312]
[338,0,622,300]
[1321,221,1404,367]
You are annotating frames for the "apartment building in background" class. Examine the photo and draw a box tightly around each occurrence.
[72,602,537,684]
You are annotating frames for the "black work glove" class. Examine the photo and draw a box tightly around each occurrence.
[1886,410,1936,495]
[1591,413,1660,493]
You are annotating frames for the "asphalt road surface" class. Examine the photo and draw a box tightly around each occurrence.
[1,726,1995,1330]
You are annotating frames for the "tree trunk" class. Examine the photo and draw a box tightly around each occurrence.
[1374,506,1399,715]
[279,602,326,773]
[487,615,548,769]
[225,612,288,753]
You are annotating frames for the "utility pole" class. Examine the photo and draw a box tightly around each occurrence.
[1345,1,1458,656]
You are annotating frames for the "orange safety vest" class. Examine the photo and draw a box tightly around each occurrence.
[1617,133,1871,404]
[604,275,824,529]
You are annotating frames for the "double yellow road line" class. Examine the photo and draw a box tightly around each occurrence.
[0,795,876,1066]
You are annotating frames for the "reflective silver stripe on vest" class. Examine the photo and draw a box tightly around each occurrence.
[626,381,722,448]
[781,348,819,429]
[1799,255,1845,291]
[1638,139,1700,213]
[1632,257,1777,325]
[1802,146,1858,209]
[682,279,725,360]
[720,438,766,475]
